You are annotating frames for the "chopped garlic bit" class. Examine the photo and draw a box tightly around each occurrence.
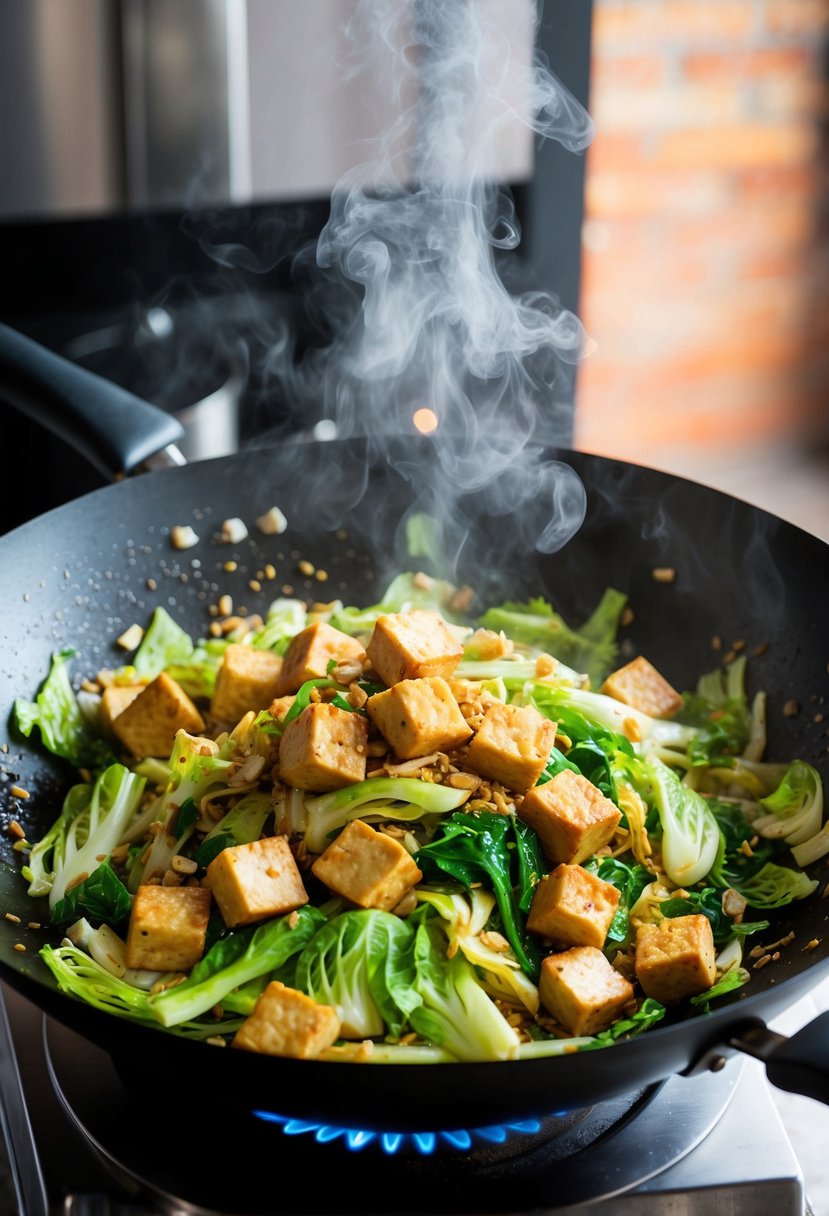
[256,506,288,535]
[220,517,249,544]
[171,525,200,550]
[116,623,145,652]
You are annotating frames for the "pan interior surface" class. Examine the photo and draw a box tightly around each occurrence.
[0,438,827,1125]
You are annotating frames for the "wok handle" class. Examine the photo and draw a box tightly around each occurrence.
[0,322,185,479]
[731,1011,829,1105]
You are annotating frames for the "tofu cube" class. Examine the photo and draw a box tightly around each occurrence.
[267,695,296,723]
[465,702,556,791]
[211,643,284,725]
[274,623,367,696]
[527,864,621,949]
[100,684,143,733]
[125,884,211,972]
[233,981,341,1059]
[111,672,205,758]
[366,676,472,759]
[205,835,308,928]
[311,818,423,910]
[517,769,621,865]
[539,946,635,1036]
[278,703,368,792]
[635,914,716,1004]
[601,656,684,719]
[365,610,463,687]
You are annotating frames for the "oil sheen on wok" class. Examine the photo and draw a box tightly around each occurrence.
[12,567,828,1063]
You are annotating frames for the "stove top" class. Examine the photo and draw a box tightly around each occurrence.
[0,983,807,1216]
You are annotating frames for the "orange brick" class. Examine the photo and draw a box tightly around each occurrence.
[591,82,746,133]
[586,169,729,219]
[737,165,819,202]
[594,2,754,44]
[684,47,814,83]
[585,132,649,174]
[655,123,817,171]
[766,0,829,35]
[592,52,665,89]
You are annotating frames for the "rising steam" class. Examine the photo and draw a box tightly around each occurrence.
[261,0,595,572]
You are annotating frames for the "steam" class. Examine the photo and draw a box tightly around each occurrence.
[260,0,595,576]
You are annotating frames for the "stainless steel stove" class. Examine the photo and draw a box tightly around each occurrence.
[0,982,807,1216]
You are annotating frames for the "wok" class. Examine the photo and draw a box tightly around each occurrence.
[0,320,828,1132]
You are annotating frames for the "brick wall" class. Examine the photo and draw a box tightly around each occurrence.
[574,0,829,465]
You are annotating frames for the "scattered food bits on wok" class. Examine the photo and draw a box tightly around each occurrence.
[12,567,828,1063]
[255,506,288,535]
[170,525,200,550]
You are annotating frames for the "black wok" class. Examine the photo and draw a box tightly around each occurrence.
[1,320,828,1131]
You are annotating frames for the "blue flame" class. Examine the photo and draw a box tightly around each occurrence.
[252,1109,543,1155]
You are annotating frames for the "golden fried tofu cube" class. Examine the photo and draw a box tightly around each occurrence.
[111,672,205,758]
[635,914,716,1004]
[205,835,308,928]
[527,864,621,949]
[278,702,368,792]
[601,656,684,719]
[311,818,423,910]
[367,676,472,760]
[233,981,341,1058]
[125,884,211,972]
[267,695,296,722]
[518,769,621,865]
[366,610,463,687]
[100,685,143,733]
[211,643,284,725]
[465,702,556,791]
[275,622,366,696]
[539,946,635,1036]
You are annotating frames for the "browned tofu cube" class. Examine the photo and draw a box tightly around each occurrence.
[465,702,556,791]
[366,676,472,759]
[205,835,308,928]
[125,884,211,972]
[635,914,716,1004]
[518,769,621,865]
[100,685,143,733]
[601,656,684,719]
[527,864,621,949]
[278,703,368,792]
[267,695,296,723]
[539,946,635,1036]
[211,643,284,725]
[232,981,341,1058]
[111,672,205,758]
[365,610,463,687]
[274,622,367,696]
[311,818,423,910]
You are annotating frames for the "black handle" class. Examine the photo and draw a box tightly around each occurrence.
[731,1010,829,1105]
[0,322,185,479]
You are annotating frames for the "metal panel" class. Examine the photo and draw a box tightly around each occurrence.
[0,0,122,220]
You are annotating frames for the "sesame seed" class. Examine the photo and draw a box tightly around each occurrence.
[13,944,25,953]
[783,700,800,718]
[27,922,41,930]
[651,567,676,584]
[711,636,722,650]
[10,786,29,800]
[298,560,315,577]
[248,579,261,593]
[146,578,158,591]
[264,564,276,580]
[206,1036,227,1047]
[7,821,25,839]
[223,560,238,573]
[315,569,329,582]
[805,939,821,950]
[4,914,20,924]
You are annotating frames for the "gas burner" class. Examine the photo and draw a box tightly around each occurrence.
[0,984,808,1215]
